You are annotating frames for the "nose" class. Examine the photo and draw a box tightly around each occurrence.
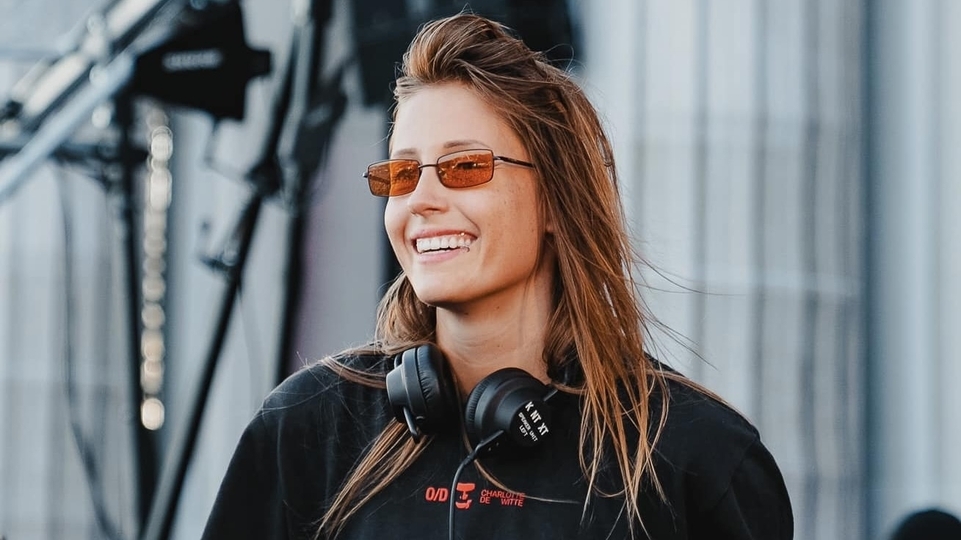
[406,164,447,214]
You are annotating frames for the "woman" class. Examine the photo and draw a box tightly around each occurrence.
[202,12,794,540]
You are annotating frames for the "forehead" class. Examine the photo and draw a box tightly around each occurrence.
[389,83,524,157]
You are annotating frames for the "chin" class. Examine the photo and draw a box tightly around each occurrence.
[410,283,469,309]
[413,291,460,308]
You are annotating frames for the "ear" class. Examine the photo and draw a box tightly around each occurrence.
[544,213,556,234]
[541,197,556,234]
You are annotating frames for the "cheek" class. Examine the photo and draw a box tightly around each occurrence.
[500,191,544,246]
[384,201,407,255]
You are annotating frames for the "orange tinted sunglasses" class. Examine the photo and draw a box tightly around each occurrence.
[364,149,534,197]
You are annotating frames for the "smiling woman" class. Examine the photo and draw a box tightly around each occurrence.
[201,12,794,540]
[384,82,552,334]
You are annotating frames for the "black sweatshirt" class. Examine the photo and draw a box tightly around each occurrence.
[202,354,793,539]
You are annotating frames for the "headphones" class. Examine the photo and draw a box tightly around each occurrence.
[385,344,556,455]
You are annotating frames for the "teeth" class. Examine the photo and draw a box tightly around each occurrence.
[416,233,473,253]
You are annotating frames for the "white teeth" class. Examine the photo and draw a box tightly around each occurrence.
[416,233,473,253]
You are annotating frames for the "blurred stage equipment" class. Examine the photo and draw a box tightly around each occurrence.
[0,0,270,536]
[130,1,270,120]
[0,0,271,199]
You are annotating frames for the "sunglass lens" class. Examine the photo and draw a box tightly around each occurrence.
[366,163,392,196]
[367,160,420,197]
[387,161,420,196]
[439,152,494,188]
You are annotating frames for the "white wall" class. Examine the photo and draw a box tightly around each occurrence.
[868,0,961,536]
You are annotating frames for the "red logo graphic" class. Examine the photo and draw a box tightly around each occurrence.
[424,486,449,502]
[454,482,476,510]
[479,488,525,507]
[424,484,526,509]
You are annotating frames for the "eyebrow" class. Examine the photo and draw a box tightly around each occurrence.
[390,139,490,158]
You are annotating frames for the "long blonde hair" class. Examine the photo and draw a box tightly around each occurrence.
[316,12,677,538]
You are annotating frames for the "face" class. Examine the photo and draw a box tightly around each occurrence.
[385,83,554,313]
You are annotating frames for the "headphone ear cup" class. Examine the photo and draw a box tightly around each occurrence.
[464,368,552,452]
[385,345,459,436]
[463,374,500,444]
[412,344,459,432]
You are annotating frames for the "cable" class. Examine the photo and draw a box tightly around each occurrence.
[799,0,822,535]
[235,284,266,410]
[55,164,126,540]
[749,0,770,428]
[690,0,710,383]
[447,431,503,540]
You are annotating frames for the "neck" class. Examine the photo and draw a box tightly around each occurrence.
[435,283,553,396]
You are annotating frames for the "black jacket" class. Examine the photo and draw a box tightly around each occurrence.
[202,354,793,539]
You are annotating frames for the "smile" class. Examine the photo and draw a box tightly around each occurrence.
[415,233,474,254]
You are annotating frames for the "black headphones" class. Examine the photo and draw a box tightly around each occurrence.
[385,344,556,455]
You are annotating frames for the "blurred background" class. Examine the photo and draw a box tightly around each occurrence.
[0,0,957,539]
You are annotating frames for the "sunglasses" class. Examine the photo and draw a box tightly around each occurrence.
[364,149,534,197]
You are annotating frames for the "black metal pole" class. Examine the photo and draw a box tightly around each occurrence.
[273,0,338,386]
[275,206,307,383]
[140,193,264,540]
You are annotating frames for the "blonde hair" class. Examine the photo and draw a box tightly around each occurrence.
[316,12,681,538]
